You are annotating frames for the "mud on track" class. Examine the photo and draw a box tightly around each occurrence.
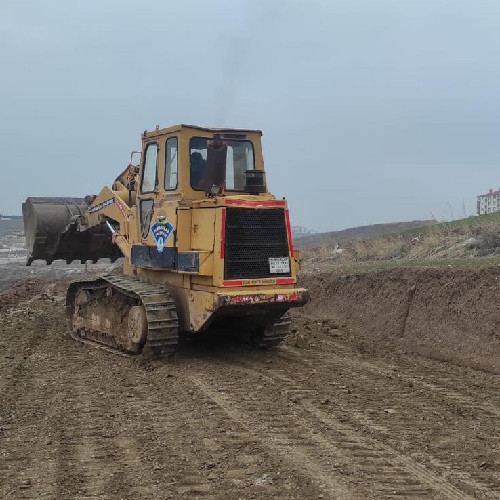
[1,282,500,499]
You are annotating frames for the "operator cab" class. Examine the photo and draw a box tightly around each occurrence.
[140,125,268,200]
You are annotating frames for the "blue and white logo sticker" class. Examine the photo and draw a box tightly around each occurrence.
[150,220,174,253]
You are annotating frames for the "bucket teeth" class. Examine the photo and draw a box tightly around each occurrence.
[22,197,122,265]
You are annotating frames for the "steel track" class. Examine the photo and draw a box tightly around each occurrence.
[253,312,291,348]
[67,275,179,357]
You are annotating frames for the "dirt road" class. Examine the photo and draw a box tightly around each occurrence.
[1,281,499,499]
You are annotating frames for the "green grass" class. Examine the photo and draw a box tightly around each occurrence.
[305,213,500,272]
[404,212,500,237]
[329,256,500,274]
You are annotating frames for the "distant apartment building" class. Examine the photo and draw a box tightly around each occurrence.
[477,189,500,215]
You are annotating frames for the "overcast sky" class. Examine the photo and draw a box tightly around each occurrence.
[1,0,499,231]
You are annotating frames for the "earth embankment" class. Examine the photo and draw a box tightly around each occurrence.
[301,267,500,374]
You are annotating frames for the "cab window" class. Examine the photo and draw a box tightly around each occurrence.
[141,143,158,193]
[189,137,255,191]
[226,141,255,191]
[190,138,207,190]
[164,137,178,190]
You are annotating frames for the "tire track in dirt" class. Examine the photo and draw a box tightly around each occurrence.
[244,363,494,499]
[36,345,115,498]
[265,347,500,497]
[282,343,500,420]
[0,307,106,499]
[297,314,500,408]
[0,308,48,396]
[70,376,145,499]
[0,309,61,499]
[3,295,500,499]
[299,329,500,410]
[53,375,94,498]
[188,373,355,499]
[0,306,153,499]
[191,360,475,500]
[50,350,176,499]
[280,341,500,467]
[118,379,223,499]
[3,301,329,499]
[136,363,327,499]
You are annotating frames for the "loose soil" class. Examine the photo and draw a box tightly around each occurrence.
[300,267,500,374]
[1,276,499,499]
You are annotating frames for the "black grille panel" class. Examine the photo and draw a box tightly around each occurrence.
[224,208,290,279]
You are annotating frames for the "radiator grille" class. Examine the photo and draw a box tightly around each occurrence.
[224,208,290,279]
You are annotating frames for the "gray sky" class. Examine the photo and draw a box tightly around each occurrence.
[1,0,499,231]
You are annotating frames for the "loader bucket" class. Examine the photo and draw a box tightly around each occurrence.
[22,197,122,265]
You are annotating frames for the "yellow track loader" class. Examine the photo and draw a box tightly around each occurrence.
[23,125,308,356]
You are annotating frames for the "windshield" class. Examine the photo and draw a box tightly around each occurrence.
[190,137,255,191]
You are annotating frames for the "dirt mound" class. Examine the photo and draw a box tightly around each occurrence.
[0,279,46,309]
[300,266,500,374]
[0,278,68,312]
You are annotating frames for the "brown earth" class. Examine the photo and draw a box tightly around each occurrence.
[1,277,500,499]
[300,267,500,374]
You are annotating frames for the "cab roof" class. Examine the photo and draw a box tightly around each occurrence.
[142,124,263,139]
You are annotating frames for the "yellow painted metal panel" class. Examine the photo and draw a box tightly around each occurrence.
[191,209,216,251]
[176,208,191,252]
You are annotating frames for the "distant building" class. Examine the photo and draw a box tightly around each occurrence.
[477,189,500,215]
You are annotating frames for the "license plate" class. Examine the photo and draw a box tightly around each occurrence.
[269,257,290,274]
